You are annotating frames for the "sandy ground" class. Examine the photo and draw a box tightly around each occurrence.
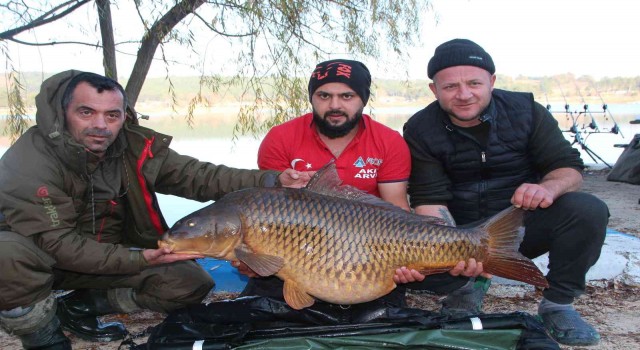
[1,169,639,349]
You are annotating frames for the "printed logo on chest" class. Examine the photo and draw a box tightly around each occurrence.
[352,156,383,179]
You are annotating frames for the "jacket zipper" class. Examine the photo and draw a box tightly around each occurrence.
[455,128,489,217]
[135,137,165,235]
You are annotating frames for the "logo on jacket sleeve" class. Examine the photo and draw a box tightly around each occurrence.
[37,185,60,228]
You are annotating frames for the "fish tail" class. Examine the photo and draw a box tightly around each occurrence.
[481,207,549,288]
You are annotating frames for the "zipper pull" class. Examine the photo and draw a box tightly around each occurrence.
[481,151,486,163]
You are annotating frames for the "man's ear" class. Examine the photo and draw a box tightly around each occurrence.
[428,82,438,97]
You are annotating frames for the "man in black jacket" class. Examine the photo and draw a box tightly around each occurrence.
[402,39,608,347]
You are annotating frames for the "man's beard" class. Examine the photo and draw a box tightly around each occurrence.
[313,109,363,139]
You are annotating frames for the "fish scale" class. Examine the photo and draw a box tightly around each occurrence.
[160,164,548,309]
[237,189,479,301]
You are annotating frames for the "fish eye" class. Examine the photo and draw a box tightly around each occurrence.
[187,220,196,228]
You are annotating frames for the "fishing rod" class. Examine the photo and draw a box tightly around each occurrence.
[591,82,624,138]
[552,80,578,133]
[551,79,613,168]
[573,80,599,133]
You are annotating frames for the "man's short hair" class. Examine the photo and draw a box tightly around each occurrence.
[61,72,127,113]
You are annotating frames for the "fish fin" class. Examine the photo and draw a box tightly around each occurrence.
[481,206,550,288]
[283,279,315,310]
[234,245,284,277]
[305,162,403,211]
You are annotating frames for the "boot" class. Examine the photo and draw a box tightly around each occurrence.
[538,298,600,346]
[18,317,71,350]
[0,295,71,349]
[440,276,491,318]
[56,289,127,342]
[539,308,600,346]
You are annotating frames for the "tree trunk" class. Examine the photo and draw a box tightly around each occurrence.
[96,0,117,79]
[125,0,207,107]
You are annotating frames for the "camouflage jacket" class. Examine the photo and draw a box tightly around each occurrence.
[0,70,278,275]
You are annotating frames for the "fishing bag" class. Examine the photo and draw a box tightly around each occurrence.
[608,133,640,185]
[134,296,559,350]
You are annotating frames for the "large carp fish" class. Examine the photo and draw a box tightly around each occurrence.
[159,163,548,310]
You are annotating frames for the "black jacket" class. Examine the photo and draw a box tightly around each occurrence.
[404,89,584,225]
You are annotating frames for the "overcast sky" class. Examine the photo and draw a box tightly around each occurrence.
[413,0,640,79]
[1,0,638,80]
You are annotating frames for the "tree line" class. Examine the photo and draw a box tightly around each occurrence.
[2,72,638,111]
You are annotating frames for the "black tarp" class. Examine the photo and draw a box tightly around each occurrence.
[134,296,559,350]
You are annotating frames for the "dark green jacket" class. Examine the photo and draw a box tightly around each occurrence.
[0,70,279,275]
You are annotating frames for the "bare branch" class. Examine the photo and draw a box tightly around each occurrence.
[193,12,255,37]
[97,0,117,79]
[3,37,101,48]
[0,0,91,40]
[126,0,208,105]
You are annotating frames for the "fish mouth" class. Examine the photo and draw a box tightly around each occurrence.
[158,235,225,257]
[157,239,176,250]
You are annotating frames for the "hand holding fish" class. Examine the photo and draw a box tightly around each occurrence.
[143,247,204,266]
[448,258,492,279]
[278,169,315,188]
[231,260,259,278]
[393,259,492,284]
[393,266,426,284]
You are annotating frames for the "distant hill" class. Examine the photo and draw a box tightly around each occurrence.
[1,72,638,111]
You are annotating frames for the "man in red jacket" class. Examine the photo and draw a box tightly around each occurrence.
[234,59,485,311]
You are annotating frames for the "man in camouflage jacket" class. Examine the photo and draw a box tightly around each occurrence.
[0,71,310,349]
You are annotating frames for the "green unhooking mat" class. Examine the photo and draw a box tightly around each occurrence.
[133,296,559,350]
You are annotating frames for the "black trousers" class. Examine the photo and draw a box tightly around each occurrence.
[520,191,608,303]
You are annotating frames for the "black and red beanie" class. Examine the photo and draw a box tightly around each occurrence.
[427,39,495,79]
[308,59,371,105]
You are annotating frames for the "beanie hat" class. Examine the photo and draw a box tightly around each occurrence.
[308,59,371,105]
[427,39,495,79]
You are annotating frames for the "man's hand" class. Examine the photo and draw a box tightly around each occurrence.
[231,260,260,278]
[143,247,204,266]
[393,258,492,284]
[511,183,554,210]
[448,258,492,278]
[278,169,315,188]
[393,266,426,284]
[511,168,582,210]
